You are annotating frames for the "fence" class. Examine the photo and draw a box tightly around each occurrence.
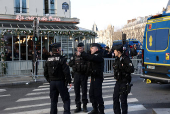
[0,58,143,79]
[103,58,142,75]
[0,60,32,77]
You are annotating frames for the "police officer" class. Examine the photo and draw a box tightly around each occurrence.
[44,43,72,114]
[77,43,105,114]
[112,45,134,114]
[69,42,88,113]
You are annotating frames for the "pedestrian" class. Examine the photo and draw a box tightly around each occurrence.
[44,43,72,114]
[112,45,134,114]
[42,47,50,60]
[130,44,137,58]
[69,42,88,113]
[77,43,105,114]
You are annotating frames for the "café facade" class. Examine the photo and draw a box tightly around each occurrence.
[0,14,96,76]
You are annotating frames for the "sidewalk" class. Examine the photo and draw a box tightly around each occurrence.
[0,76,47,87]
[0,74,114,87]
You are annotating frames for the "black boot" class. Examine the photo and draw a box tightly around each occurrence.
[83,104,88,112]
[88,108,98,114]
[74,107,81,113]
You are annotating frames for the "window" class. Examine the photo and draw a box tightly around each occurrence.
[50,0,55,14]
[15,0,27,13]
[22,0,27,13]
[15,0,20,13]
[44,0,49,14]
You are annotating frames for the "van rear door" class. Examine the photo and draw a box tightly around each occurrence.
[145,28,156,70]
[155,28,170,73]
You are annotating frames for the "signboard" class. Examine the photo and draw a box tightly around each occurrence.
[62,2,69,12]
[16,15,61,21]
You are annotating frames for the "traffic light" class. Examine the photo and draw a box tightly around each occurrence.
[33,18,39,43]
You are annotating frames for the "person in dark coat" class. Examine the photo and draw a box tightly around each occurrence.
[44,43,72,114]
[112,45,134,114]
[42,47,50,60]
[77,43,105,114]
[69,42,88,113]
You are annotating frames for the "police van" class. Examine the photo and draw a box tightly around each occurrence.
[141,13,170,84]
[112,39,142,55]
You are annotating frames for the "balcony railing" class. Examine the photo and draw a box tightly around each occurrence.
[14,7,29,13]
[44,9,57,15]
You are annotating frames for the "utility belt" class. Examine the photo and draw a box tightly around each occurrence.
[114,70,131,82]
[72,64,87,72]
[90,70,103,77]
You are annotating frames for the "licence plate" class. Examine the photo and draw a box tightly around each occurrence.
[147,65,155,69]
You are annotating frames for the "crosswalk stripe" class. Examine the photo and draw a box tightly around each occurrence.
[128,104,146,111]
[5,103,51,111]
[16,93,133,102]
[16,96,49,102]
[0,94,11,97]
[102,104,146,114]
[33,84,115,92]
[33,88,49,91]
[0,89,6,92]
[38,82,116,88]
[26,91,49,96]
[26,90,132,96]
[8,99,142,114]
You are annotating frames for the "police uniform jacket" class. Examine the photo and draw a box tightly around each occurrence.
[44,53,71,83]
[69,52,88,74]
[113,54,134,82]
[81,50,104,79]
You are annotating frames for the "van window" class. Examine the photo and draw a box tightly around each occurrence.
[133,41,138,43]
[147,29,169,51]
[155,29,169,50]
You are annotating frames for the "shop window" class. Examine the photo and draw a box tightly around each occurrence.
[4,36,12,61]
[13,36,20,60]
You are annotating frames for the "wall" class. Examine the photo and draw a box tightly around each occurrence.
[0,0,15,15]
[56,0,71,18]
[29,0,43,16]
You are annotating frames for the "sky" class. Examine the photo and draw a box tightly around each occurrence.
[71,0,168,31]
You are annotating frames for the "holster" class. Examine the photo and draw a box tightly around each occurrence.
[127,83,133,94]
[119,83,133,95]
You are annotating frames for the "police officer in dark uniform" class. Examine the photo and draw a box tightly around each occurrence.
[77,43,105,114]
[112,45,134,114]
[44,43,72,114]
[69,42,88,113]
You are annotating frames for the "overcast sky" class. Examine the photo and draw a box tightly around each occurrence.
[71,0,168,31]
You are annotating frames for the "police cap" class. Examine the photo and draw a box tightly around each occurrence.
[77,42,84,47]
[115,45,123,53]
[91,43,101,49]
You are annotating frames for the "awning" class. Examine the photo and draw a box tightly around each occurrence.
[0,23,79,30]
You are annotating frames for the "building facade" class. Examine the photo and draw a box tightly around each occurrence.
[92,24,114,48]
[0,0,96,76]
[121,16,150,44]
[0,0,71,18]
